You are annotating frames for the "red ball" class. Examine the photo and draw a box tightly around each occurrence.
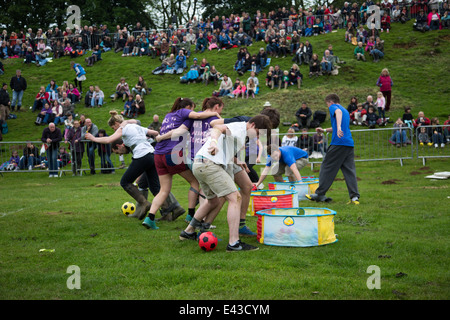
[198,231,218,252]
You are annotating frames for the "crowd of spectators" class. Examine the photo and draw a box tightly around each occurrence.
[0,1,449,170]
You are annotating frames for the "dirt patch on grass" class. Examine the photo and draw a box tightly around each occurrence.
[410,171,422,175]
[393,41,417,49]
[419,166,431,170]
[46,210,74,215]
[382,179,401,184]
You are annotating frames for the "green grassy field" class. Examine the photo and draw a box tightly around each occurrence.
[0,21,449,301]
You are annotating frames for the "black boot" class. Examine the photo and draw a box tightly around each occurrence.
[122,184,151,220]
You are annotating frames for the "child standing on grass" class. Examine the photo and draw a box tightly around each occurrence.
[376,91,386,123]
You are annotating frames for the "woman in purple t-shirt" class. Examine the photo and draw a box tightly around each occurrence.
[145,97,220,227]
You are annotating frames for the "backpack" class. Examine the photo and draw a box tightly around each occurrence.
[310,110,327,128]
[1,121,8,134]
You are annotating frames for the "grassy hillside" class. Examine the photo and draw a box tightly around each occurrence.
[1,20,449,142]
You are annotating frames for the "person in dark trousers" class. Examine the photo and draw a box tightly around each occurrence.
[306,93,360,204]
[41,122,62,178]
[10,69,27,112]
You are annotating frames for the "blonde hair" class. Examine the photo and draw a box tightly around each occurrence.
[108,110,124,127]
[381,68,389,76]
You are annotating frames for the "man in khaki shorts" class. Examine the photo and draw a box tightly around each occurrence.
[179,115,272,252]
[254,145,309,189]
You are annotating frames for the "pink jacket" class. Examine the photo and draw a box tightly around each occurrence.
[376,75,393,92]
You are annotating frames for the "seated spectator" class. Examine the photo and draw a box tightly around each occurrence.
[354,41,366,61]
[160,38,169,60]
[362,95,376,111]
[402,106,414,129]
[131,76,149,97]
[296,102,312,129]
[282,128,298,147]
[57,146,71,169]
[287,64,303,89]
[297,128,313,155]
[413,111,431,129]
[84,85,95,108]
[85,44,102,66]
[370,37,385,62]
[216,74,233,97]
[309,53,321,77]
[246,77,257,99]
[51,100,64,125]
[32,86,49,112]
[113,77,130,102]
[195,33,208,53]
[312,18,324,35]
[356,25,368,45]
[430,117,445,148]
[35,103,53,125]
[45,80,59,102]
[321,50,333,75]
[152,53,176,75]
[442,115,450,143]
[130,94,145,117]
[53,41,65,59]
[347,96,358,116]
[414,9,430,32]
[19,142,41,170]
[389,118,411,147]
[232,80,246,99]
[35,47,50,67]
[148,114,161,138]
[312,131,327,157]
[269,64,283,89]
[122,94,134,118]
[100,36,113,52]
[351,104,367,125]
[381,12,391,33]
[418,126,432,146]
[206,65,221,86]
[122,36,135,57]
[428,8,441,30]
[441,11,450,29]
[256,48,268,73]
[344,21,355,42]
[91,85,104,107]
[174,50,187,74]
[366,106,379,128]
[182,58,201,83]
[67,83,80,103]
[1,150,20,171]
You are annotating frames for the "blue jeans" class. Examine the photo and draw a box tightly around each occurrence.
[19,155,40,169]
[36,55,48,66]
[47,148,58,175]
[11,90,24,110]
[371,49,384,59]
[218,89,230,97]
[321,62,332,72]
[391,130,408,144]
[32,99,48,112]
[432,133,444,144]
[86,143,97,172]
[91,97,103,107]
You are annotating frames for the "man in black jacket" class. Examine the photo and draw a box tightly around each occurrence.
[296,102,312,129]
[41,123,62,177]
[9,70,27,112]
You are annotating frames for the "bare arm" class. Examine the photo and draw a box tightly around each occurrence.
[289,163,302,182]
[155,124,189,142]
[189,110,220,120]
[85,127,122,144]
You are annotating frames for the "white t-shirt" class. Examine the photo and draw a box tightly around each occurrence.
[122,124,154,159]
[282,135,298,147]
[195,122,247,165]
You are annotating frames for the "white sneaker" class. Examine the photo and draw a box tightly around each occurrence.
[441,143,445,148]
[435,143,438,148]
[28,165,33,171]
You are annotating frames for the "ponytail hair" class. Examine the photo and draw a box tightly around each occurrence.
[170,97,196,113]
[202,96,223,111]
[107,110,124,127]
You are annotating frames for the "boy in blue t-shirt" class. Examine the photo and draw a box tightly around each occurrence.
[254,145,309,189]
[306,93,360,204]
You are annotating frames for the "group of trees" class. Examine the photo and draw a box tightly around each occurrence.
[1,0,340,33]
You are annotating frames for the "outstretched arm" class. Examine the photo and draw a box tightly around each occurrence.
[85,127,122,144]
